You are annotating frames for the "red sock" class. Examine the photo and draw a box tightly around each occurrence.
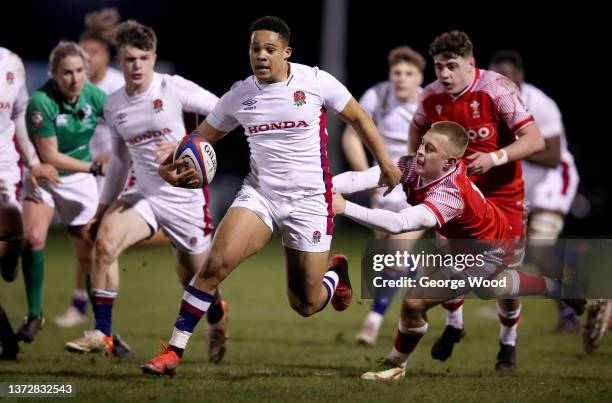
[516,271,546,295]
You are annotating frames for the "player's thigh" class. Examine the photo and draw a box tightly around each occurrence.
[284,248,329,302]
[96,199,153,256]
[207,206,272,272]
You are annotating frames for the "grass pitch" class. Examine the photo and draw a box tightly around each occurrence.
[1,229,611,402]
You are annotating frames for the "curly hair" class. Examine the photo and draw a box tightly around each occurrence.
[429,31,473,59]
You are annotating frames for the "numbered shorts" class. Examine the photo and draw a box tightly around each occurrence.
[230,184,333,253]
[119,190,212,255]
[24,172,98,227]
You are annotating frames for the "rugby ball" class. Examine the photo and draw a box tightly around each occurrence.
[173,134,217,187]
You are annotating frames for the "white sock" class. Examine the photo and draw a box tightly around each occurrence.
[170,328,192,349]
[497,303,521,346]
[365,311,384,330]
[445,305,464,329]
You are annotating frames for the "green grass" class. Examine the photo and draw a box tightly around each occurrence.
[1,229,611,402]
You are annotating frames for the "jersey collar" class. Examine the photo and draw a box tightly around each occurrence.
[253,63,294,90]
[450,68,480,102]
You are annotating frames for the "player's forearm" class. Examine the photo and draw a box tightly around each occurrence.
[341,126,370,171]
[38,149,92,173]
[192,121,225,145]
[14,114,41,167]
[501,124,545,163]
[333,166,381,194]
[524,136,561,167]
[342,202,436,234]
[99,157,130,205]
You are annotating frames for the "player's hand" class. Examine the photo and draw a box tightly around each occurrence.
[466,152,495,176]
[378,163,401,196]
[155,141,178,163]
[84,204,109,243]
[332,192,347,214]
[158,157,199,188]
[30,163,61,187]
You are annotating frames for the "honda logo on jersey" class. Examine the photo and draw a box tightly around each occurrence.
[247,120,309,134]
[466,124,493,141]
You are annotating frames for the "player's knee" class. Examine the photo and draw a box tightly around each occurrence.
[289,300,318,317]
[528,212,563,244]
[94,232,119,266]
[199,253,229,287]
[25,226,47,250]
[401,297,426,318]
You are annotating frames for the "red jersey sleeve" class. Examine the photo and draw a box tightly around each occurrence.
[422,185,464,227]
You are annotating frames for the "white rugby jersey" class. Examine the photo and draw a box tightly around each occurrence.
[0,47,27,165]
[206,62,352,199]
[90,67,125,158]
[101,73,218,203]
[520,82,577,194]
[360,81,419,161]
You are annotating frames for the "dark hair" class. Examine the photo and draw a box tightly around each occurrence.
[80,8,121,49]
[250,16,291,44]
[115,20,157,52]
[431,121,468,155]
[388,46,426,72]
[490,50,524,71]
[429,30,473,59]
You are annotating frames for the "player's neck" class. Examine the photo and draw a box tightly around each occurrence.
[89,68,106,85]
[451,69,476,97]
[126,73,154,96]
[396,90,420,104]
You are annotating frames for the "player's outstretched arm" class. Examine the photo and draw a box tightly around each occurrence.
[333,193,436,234]
[333,166,381,194]
[337,98,400,192]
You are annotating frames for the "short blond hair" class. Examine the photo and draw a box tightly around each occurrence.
[49,41,88,74]
[430,121,468,156]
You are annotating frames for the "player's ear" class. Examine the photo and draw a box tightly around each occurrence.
[284,46,292,61]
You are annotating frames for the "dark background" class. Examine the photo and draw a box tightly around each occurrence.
[1,1,607,236]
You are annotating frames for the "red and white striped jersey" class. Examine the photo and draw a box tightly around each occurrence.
[412,69,535,201]
[206,62,352,200]
[397,156,512,240]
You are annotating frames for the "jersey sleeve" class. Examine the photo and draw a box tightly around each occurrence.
[422,186,464,227]
[11,78,28,121]
[396,155,417,185]
[358,86,379,117]
[26,93,56,138]
[317,68,352,114]
[169,75,219,116]
[205,89,239,133]
[528,94,563,138]
[492,76,535,134]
